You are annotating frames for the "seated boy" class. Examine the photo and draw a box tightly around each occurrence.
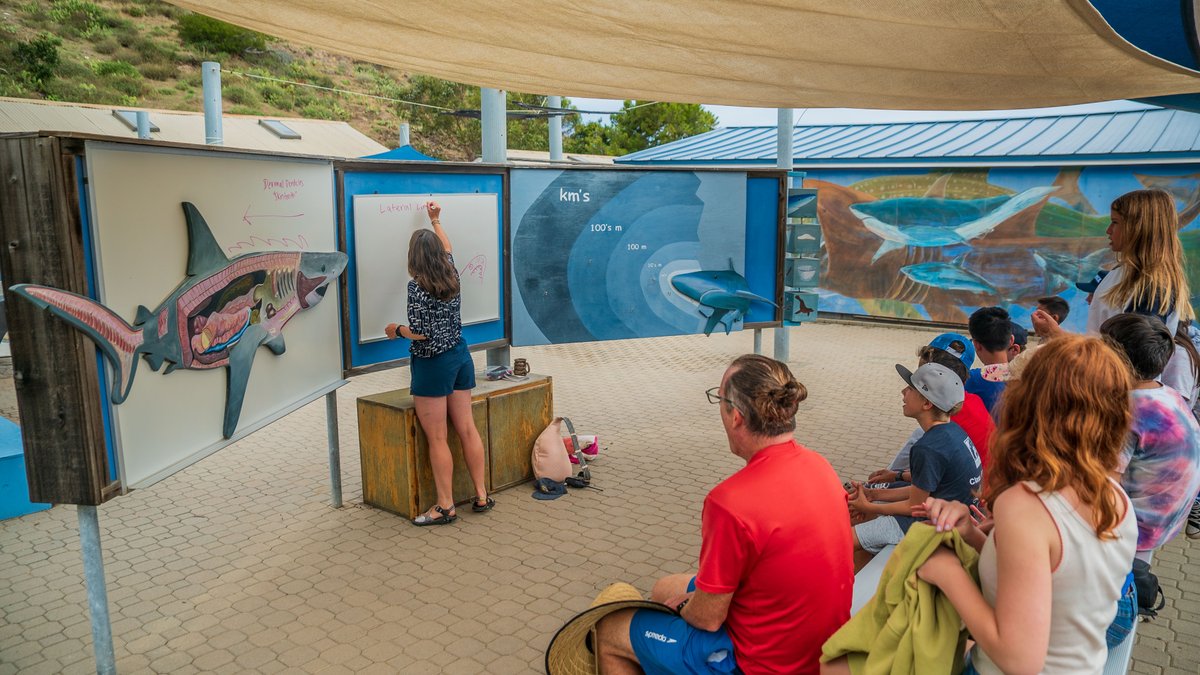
[966,306,1012,415]
[1100,314,1200,562]
[1036,295,1070,326]
[865,333,993,484]
[849,362,983,572]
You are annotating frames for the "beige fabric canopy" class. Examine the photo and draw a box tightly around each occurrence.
[167,0,1200,110]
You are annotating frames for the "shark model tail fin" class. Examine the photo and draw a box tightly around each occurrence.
[11,284,146,403]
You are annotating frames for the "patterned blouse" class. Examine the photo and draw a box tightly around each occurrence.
[1118,386,1200,551]
[407,254,462,358]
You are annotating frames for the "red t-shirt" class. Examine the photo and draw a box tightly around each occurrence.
[695,440,853,675]
[952,392,994,470]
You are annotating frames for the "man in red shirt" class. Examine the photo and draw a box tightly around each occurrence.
[595,355,853,674]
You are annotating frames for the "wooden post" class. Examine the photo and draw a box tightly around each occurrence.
[0,135,115,505]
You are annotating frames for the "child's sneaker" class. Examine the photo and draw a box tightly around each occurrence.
[1187,498,1200,539]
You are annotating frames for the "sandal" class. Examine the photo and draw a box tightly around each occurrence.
[412,504,456,526]
[471,496,495,513]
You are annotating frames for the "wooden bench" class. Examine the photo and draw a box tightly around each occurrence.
[357,374,552,518]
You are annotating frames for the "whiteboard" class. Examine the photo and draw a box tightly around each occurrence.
[352,193,500,342]
[84,142,343,488]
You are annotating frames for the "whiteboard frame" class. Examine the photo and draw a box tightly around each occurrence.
[82,141,345,491]
[350,192,502,344]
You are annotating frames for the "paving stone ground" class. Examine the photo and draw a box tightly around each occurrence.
[0,321,1197,674]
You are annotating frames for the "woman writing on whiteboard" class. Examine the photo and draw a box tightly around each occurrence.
[385,201,493,526]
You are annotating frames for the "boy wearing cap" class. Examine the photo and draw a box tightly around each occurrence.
[848,362,983,572]
[865,333,993,483]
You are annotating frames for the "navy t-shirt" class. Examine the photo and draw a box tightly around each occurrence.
[966,368,1006,417]
[894,422,982,533]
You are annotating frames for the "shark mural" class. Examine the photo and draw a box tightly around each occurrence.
[807,166,1200,330]
[12,202,348,438]
[670,262,776,336]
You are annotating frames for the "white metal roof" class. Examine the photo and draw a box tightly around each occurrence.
[0,97,387,158]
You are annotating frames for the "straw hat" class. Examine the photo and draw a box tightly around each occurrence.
[545,582,673,675]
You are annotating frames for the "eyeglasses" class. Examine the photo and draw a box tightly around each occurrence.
[706,387,737,408]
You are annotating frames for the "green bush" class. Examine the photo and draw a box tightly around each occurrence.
[93,60,139,78]
[258,82,294,110]
[140,61,178,80]
[93,36,120,54]
[49,0,122,37]
[13,34,61,88]
[176,14,267,55]
[224,84,260,106]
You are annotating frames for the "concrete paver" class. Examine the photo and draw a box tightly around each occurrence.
[0,321,1197,672]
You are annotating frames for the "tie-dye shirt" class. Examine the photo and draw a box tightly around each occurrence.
[1118,386,1200,551]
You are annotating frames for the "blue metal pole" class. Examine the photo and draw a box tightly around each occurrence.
[548,95,563,161]
[775,108,794,363]
[135,112,150,140]
[325,392,342,508]
[78,505,117,675]
[202,62,223,145]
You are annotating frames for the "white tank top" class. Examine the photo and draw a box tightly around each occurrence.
[972,480,1137,675]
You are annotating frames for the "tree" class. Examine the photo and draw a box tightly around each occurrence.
[611,100,717,154]
[564,100,717,156]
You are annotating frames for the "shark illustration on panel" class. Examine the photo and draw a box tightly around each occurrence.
[11,202,348,438]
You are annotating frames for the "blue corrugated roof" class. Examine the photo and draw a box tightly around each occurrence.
[616,107,1200,166]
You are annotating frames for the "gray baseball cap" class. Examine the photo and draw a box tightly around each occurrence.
[896,362,965,413]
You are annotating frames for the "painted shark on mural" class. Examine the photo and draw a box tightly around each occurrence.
[1032,247,1110,293]
[670,261,776,336]
[12,202,348,438]
[849,186,1058,262]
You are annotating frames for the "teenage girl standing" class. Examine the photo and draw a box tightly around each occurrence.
[386,201,493,526]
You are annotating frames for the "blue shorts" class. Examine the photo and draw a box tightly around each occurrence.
[410,339,475,397]
[629,578,739,675]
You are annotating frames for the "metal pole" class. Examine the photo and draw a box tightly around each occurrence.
[398,122,410,147]
[480,87,507,163]
[753,329,763,355]
[78,506,117,675]
[135,112,150,140]
[774,108,794,363]
[201,61,223,145]
[325,392,342,508]
[548,95,563,161]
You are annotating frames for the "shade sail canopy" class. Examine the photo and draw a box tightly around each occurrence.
[166,1,1200,110]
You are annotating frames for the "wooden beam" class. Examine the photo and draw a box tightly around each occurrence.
[0,136,114,505]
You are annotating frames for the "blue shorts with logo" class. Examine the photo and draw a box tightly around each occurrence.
[410,339,475,397]
[629,577,740,675]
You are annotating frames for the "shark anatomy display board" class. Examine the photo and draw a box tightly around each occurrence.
[510,169,770,346]
[46,143,344,488]
[351,193,501,342]
[805,165,1200,331]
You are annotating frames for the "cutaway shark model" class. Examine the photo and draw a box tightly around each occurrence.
[670,260,776,336]
[850,186,1057,263]
[12,202,348,438]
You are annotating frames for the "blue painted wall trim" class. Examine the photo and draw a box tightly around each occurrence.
[745,177,779,322]
[342,170,506,368]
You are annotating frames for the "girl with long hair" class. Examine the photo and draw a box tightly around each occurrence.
[1034,188,1195,336]
[914,335,1136,674]
[385,201,492,525]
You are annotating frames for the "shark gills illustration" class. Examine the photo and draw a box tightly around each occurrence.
[12,202,348,439]
[850,186,1058,263]
[670,260,776,336]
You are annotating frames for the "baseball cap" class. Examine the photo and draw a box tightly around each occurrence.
[927,333,975,368]
[1076,269,1110,293]
[532,477,567,500]
[1009,322,1028,348]
[896,362,965,413]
